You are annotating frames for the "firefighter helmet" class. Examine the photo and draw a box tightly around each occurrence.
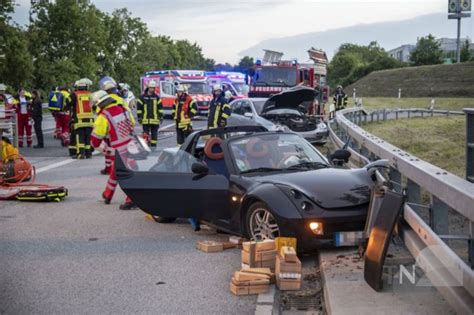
[75,78,92,89]
[91,90,113,109]
[98,76,117,91]
[224,90,232,99]
[212,84,222,92]
[147,81,157,88]
[175,85,185,92]
[0,83,6,93]
[337,85,343,89]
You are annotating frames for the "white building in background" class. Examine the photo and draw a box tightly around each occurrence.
[387,44,416,63]
[388,38,474,63]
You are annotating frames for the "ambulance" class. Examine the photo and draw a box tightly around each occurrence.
[205,71,248,99]
[140,70,212,116]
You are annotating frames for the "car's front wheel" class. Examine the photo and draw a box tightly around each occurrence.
[246,202,280,241]
[151,216,177,223]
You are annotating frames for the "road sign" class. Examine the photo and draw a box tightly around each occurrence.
[449,0,459,13]
[460,0,471,11]
[448,12,471,18]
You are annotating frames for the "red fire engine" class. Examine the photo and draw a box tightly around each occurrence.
[248,49,329,104]
[140,70,212,116]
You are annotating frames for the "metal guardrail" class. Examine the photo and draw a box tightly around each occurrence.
[328,107,474,315]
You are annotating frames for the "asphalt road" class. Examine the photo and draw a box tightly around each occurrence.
[0,113,258,314]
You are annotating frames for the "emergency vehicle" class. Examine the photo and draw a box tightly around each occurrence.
[205,71,248,99]
[249,49,329,106]
[140,70,212,116]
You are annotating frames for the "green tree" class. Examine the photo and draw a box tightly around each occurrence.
[29,0,106,90]
[460,39,471,62]
[238,56,254,69]
[328,42,404,88]
[0,0,33,89]
[409,34,443,66]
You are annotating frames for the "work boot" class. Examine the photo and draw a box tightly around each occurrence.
[119,201,137,210]
[33,144,44,149]
[102,191,111,205]
[189,218,201,231]
[100,168,110,175]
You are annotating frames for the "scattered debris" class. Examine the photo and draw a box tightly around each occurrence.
[230,269,272,296]
[196,240,238,253]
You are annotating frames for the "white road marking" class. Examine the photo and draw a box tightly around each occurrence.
[36,151,100,174]
[160,123,175,131]
[255,285,276,315]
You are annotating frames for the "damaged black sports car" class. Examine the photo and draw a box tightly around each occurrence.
[116,126,383,249]
[260,86,328,144]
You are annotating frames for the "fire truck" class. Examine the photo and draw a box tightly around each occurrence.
[140,70,212,116]
[205,71,248,99]
[248,49,329,104]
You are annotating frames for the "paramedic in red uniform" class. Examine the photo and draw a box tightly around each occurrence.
[90,90,136,210]
[13,88,33,147]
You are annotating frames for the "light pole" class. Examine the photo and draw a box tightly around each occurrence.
[448,0,471,63]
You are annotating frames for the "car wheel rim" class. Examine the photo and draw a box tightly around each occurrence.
[249,208,280,241]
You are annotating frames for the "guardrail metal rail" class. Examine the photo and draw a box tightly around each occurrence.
[328,107,474,315]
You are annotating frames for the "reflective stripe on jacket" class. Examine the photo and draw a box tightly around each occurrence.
[137,94,163,125]
[172,94,197,130]
[91,103,133,150]
[72,90,94,128]
[207,95,231,129]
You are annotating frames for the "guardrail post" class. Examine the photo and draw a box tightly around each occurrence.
[389,168,402,194]
[407,110,411,119]
[363,113,367,125]
[395,110,399,120]
[406,179,421,208]
[376,111,380,122]
[429,195,449,236]
[469,220,474,268]
[370,112,374,123]
[464,108,474,183]
[383,109,387,121]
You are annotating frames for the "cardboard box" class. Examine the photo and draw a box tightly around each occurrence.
[241,249,276,263]
[241,252,276,269]
[240,268,272,276]
[275,237,297,253]
[196,240,223,252]
[276,278,301,291]
[280,246,297,263]
[230,282,270,296]
[231,277,270,286]
[275,255,301,273]
[234,271,269,282]
[243,239,275,252]
[229,236,246,245]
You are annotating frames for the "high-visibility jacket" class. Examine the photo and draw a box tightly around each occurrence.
[12,95,32,116]
[137,93,163,125]
[1,139,18,162]
[58,90,72,113]
[91,101,133,150]
[108,93,136,127]
[207,95,231,129]
[334,92,348,111]
[71,90,94,129]
[172,94,197,130]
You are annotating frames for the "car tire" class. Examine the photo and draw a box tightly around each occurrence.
[246,202,280,241]
[151,216,177,223]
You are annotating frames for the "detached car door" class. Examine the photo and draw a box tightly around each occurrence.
[115,148,231,220]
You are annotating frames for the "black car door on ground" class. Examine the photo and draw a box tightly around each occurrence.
[116,149,232,220]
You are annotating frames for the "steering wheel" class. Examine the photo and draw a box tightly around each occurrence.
[277,155,300,168]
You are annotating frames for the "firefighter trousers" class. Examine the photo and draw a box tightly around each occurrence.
[17,113,32,147]
[103,147,132,205]
[75,127,92,158]
[55,113,70,137]
[143,124,159,147]
[176,126,192,145]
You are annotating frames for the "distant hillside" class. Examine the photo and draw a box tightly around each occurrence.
[239,13,473,61]
[345,63,474,97]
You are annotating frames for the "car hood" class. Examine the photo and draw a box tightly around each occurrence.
[227,114,278,131]
[261,86,318,114]
[253,168,372,209]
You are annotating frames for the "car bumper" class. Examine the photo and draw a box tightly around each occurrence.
[277,208,368,250]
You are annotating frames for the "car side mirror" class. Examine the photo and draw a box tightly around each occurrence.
[191,162,209,175]
[330,149,351,166]
[244,112,253,118]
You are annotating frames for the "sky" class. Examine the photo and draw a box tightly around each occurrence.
[11,0,468,63]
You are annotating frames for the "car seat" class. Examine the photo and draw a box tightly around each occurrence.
[203,137,229,178]
[245,137,273,169]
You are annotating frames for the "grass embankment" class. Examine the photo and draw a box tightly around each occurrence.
[363,116,466,178]
[346,62,474,98]
[361,97,474,111]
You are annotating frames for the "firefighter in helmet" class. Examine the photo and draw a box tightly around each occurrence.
[207,84,231,129]
[333,85,348,111]
[90,90,136,210]
[137,81,163,147]
[97,76,136,175]
[69,78,94,159]
[172,85,197,145]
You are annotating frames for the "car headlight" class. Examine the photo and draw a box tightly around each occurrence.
[276,184,314,212]
[317,122,327,130]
